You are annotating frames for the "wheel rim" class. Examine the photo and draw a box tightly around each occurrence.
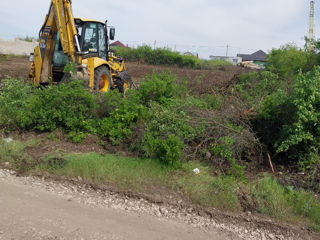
[99,74,109,92]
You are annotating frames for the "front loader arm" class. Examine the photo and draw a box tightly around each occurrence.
[52,0,80,60]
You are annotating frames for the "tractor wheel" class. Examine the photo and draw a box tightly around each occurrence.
[94,66,111,93]
[116,71,132,95]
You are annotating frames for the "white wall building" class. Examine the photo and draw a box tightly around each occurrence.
[209,55,242,65]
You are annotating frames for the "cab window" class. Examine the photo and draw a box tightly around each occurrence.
[98,24,106,59]
[52,33,68,66]
[83,23,98,53]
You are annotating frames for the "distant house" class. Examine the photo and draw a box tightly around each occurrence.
[237,50,267,67]
[209,56,242,65]
[110,41,128,48]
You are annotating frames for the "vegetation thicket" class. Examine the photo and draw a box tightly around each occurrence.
[0,43,320,230]
[112,45,231,69]
[234,43,320,172]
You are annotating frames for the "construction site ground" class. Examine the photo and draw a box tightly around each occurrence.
[0,55,251,95]
[0,55,319,240]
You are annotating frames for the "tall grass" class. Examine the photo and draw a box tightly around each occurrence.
[248,175,320,230]
[39,152,241,210]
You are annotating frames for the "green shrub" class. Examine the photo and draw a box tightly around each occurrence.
[99,90,145,145]
[202,94,225,110]
[0,77,33,129]
[275,68,320,169]
[257,67,320,169]
[235,71,286,109]
[143,133,183,168]
[212,136,245,180]
[28,80,97,133]
[0,78,98,139]
[266,44,320,78]
[138,72,177,105]
[142,102,197,167]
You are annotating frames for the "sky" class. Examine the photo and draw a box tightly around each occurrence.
[0,0,315,58]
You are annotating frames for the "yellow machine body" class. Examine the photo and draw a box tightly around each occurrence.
[29,0,131,93]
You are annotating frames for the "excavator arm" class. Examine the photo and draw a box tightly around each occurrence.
[30,0,80,84]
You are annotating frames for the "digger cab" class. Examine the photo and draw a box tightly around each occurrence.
[52,18,115,83]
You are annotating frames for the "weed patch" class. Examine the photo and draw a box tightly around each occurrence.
[247,175,320,230]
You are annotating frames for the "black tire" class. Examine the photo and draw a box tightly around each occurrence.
[116,71,133,95]
[94,66,111,93]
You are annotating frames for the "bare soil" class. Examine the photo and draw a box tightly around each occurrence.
[126,62,253,95]
[0,56,251,95]
[0,55,29,80]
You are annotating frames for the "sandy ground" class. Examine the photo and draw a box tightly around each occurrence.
[0,38,37,56]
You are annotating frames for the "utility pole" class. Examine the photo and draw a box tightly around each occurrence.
[153,40,156,50]
[308,0,315,50]
[226,44,229,57]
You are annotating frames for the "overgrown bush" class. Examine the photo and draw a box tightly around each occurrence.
[212,136,245,180]
[0,77,33,129]
[0,72,255,170]
[99,91,145,145]
[255,67,320,169]
[235,71,287,109]
[138,72,177,105]
[0,78,97,141]
[142,102,198,167]
[266,44,320,79]
[29,80,97,133]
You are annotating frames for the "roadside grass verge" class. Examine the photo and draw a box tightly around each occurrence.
[248,175,320,231]
[39,152,241,212]
[0,138,319,230]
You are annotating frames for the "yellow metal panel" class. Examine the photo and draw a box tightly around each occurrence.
[74,17,104,25]
[87,58,95,89]
[34,46,42,85]
[93,57,109,69]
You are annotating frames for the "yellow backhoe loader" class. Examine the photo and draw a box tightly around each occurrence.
[29,0,132,93]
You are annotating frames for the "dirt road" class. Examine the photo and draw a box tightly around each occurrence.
[0,169,231,240]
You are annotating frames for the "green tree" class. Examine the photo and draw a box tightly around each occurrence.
[266,44,318,78]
